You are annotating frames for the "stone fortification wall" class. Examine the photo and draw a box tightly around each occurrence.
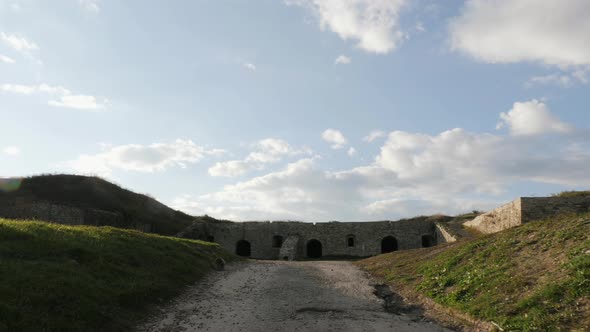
[464,199,522,234]
[434,222,457,243]
[520,196,590,222]
[0,199,150,232]
[464,196,590,234]
[199,219,437,260]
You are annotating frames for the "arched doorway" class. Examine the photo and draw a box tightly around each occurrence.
[422,235,435,248]
[306,239,322,258]
[236,240,251,257]
[381,236,398,253]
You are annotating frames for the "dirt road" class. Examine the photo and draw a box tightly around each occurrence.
[137,260,453,332]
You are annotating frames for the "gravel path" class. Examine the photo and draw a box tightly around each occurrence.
[137,260,453,332]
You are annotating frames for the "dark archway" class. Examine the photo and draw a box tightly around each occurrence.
[422,235,435,248]
[236,240,251,257]
[346,234,355,247]
[206,235,215,243]
[381,236,398,253]
[306,239,323,258]
[272,235,283,248]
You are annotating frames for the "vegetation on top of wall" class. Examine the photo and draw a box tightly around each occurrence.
[552,190,590,198]
[0,219,237,332]
[357,213,590,331]
[0,174,219,235]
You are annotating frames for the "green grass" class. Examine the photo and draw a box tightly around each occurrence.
[358,213,590,331]
[0,219,237,332]
[552,190,590,198]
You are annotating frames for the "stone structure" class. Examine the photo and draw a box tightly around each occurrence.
[0,199,151,232]
[464,196,590,234]
[182,218,448,260]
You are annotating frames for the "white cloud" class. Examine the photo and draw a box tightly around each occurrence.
[449,0,590,67]
[525,67,590,88]
[64,139,220,176]
[3,146,20,156]
[1,83,105,110]
[322,128,348,149]
[497,100,573,136]
[208,138,311,177]
[243,62,256,71]
[363,130,386,142]
[79,0,100,12]
[48,95,103,110]
[347,147,357,157]
[1,83,71,95]
[334,55,351,65]
[0,32,38,52]
[0,55,15,64]
[172,100,590,221]
[287,0,407,54]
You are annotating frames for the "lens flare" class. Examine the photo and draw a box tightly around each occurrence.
[0,178,22,193]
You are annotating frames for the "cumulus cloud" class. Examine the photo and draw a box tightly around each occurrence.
[0,55,15,64]
[209,138,311,177]
[0,83,105,110]
[497,100,573,136]
[449,0,590,67]
[287,0,407,54]
[173,100,589,221]
[2,146,20,156]
[334,55,351,65]
[64,139,220,176]
[363,130,386,142]
[322,128,348,149]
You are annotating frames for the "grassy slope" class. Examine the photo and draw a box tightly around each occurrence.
[358,213,590,331]
[0,219,236,332]
[0,175,199,235]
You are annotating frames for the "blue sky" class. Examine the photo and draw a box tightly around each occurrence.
[1,0,589,221]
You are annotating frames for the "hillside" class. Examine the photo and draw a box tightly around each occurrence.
[0,219,236,332]
[0,174,199,235]
[357,213,590,331]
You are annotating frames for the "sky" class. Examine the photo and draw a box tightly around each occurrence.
[1,0,590,221]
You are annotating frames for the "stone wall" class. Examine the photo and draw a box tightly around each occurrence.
[434,222,457,243]
[0,200,150,232]
[464,198,522,234]
[520,196,590,222]
[464,196,590,234]
[194,219,437,260]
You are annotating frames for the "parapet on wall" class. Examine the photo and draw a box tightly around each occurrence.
[464,196,590,234]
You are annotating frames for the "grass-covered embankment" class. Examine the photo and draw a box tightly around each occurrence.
[0,219,236,332]
[358,213,590,331]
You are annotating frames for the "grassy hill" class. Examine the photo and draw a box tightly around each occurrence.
[0,174,199,235]
[358,213,590,331]
[0,219,236,332]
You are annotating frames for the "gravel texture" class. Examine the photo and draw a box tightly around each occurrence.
[137,260,453,332]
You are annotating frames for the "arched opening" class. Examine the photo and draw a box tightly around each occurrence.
[306,239,322,258]
[235,240,251,257]
[381,236,398,253]
[346,234,355,247]
[206,235,215,243]
[422,235,435,248]
[272,235,283,248]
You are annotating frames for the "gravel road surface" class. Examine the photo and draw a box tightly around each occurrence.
[137,260,453,332]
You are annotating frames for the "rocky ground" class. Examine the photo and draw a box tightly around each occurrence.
[137,260,452,332]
